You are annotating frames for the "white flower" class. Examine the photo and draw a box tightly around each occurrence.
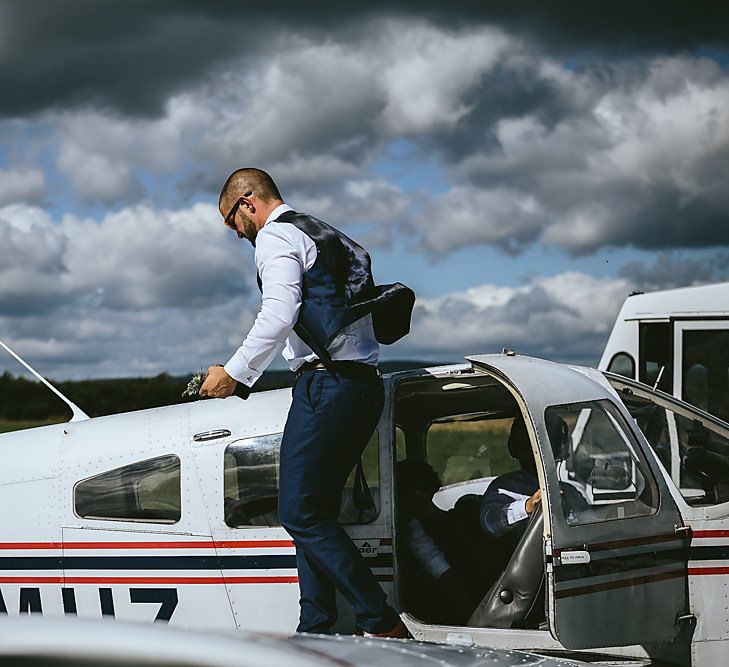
[181,371,206,398]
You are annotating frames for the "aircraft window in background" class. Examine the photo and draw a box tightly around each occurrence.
[224,431,381,528]
[74,455,181,524]
[617,390,729,507]
[607,352,635,380]
[426,415,517,487]
[682,329,729,423]
[639,322,673,394]
[546,400,659,525]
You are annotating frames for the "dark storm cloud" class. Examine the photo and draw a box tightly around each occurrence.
[2,1,728,118]
[619,251,729,292]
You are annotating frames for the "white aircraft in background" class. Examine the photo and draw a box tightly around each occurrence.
[2,329,729,667]
[600,281,729,422]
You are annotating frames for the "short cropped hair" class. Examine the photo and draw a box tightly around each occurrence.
[219,168,282,209]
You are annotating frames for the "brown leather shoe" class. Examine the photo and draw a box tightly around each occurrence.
[363,619,411,639]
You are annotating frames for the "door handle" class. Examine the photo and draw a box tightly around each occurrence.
[559,549,591,565]
[193,429,231,442]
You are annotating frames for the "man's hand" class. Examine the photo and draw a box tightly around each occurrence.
[526,489,542,515]
[199,366,238,399]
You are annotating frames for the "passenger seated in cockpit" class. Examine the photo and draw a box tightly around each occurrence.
[479,417,541,542]
[396,459,475,625]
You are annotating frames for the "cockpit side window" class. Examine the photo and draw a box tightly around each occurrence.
[224,431,380,527]
[426,415,517,487]
[224,434,281,527]
[74,454,181,524]
[545,400,659,526]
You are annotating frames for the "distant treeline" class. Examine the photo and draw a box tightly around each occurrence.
[0,370,293,421]
[0,361,435,421]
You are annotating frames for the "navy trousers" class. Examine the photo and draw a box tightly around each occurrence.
[278,369,398,634]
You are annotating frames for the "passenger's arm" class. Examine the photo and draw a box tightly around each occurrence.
[407,519,451,580]
[480,487,539,537]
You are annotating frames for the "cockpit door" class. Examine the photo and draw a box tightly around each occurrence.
[468,355,690,650]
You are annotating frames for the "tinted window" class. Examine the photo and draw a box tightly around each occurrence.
[224,431,380,527]
[224,434,280,527]
[426,416,517,486]
[545,400,658,525]
[75,455,181,523]
[682,329,729,423]
[639,322,673,394]
[607,352,635,379]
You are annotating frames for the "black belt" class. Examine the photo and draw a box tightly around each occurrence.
[295,360,380,382]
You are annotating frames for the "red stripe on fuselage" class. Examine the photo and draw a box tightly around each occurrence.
[689,567,729,575]
[692,530,729,539]
[555,569,684,598]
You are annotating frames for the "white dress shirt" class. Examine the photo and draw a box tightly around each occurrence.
[406,519,451,581]
[224,203,380,387]
[499,489,531,525]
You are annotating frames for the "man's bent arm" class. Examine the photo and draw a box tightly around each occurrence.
[480,488,530,537]
[224,227,304,387]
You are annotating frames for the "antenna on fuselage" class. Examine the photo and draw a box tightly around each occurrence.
[0,339,90,422]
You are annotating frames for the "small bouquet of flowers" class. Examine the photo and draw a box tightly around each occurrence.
[181,370,207,398]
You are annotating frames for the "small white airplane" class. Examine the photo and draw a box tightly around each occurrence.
[1,340,729,667]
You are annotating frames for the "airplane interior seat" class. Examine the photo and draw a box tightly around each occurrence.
[439,493,513,608]
[683,446,729,504]
[467,505,545,629]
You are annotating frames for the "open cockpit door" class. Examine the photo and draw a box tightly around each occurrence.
[467,355,690,650]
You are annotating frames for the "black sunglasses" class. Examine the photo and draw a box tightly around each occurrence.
[223,197,245,231]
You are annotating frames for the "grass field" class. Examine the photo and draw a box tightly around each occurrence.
[426,419,516,485]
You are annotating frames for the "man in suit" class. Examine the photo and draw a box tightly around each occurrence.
[200,168,413,638]
[480,417,542,540]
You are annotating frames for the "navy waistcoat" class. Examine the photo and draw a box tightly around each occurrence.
[263,210,415,365]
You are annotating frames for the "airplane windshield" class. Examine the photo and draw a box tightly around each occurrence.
[545,399,659,525]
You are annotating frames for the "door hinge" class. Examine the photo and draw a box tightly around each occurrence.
[545,538,554,573]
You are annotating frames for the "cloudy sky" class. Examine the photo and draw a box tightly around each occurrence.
[1,1,729,380]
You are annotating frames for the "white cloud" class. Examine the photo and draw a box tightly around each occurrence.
[379,24,511,134]
[0,201,263,379]
[413,184,544,254]
[400,272,632,364]
[0,167,46,205]
[291,177,411,241]
[441,54,729,255]
[0,201,249,313]
[38,19,514,206]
